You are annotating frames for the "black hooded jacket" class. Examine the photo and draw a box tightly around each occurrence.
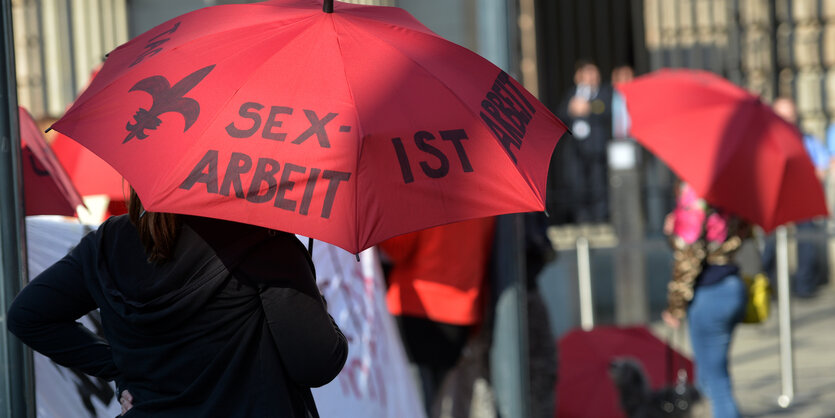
[8,215,348,417]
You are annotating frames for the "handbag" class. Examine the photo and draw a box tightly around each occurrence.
[741,273,771,324]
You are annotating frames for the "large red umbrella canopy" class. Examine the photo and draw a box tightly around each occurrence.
[557,326,695,418]
[50,0,566,254]
[18,107,84,216]
[618,69,826,232]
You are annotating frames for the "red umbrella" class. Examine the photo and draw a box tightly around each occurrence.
[617,69,827,232]
[50,0,566,254]
[18,107,84,216]
[556,326,695,418]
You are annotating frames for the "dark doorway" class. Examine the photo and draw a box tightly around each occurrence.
[536,0,649,225]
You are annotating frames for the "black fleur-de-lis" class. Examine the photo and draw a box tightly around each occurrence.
[124,64,215,143]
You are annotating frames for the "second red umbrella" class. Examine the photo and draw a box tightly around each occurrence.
[19,107,84,217]
[618,69,826,232]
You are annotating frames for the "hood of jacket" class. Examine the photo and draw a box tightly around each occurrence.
[93,215,269,331]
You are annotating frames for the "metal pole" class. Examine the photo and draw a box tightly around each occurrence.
[490,214,530,418]
[609,140,648,324]
[1,0,35,415]
[775,225,795,408]
[576,236,594,330]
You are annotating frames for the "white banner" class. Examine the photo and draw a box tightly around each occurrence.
[308,241,425,418]
[26,216,120,418]
[25,217,423,418]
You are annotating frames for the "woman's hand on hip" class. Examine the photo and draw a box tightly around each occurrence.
[119,390,133,415]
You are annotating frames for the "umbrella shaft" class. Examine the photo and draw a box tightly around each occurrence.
[775,226,795,404]
[323,0,333,13]
[576,237,594,330]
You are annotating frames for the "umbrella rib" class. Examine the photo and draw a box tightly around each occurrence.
[697,101,771,224]
[330,16,365,253]
[344,17,543,200]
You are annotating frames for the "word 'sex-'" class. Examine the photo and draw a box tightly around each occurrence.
[225,103,343,148]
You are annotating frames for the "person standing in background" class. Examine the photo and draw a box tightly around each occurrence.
[379,218,496,416]
[663,183,749,418]
[523,212,558,418]
[558,60,614,224]
[611,64,634,140]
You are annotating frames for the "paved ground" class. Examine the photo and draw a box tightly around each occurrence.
[543,224,835,417]
[651,283,835,418]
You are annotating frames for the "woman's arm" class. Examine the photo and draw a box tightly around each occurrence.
[234,233,348,388]
[7,235,120,381]
[260,285,348,387]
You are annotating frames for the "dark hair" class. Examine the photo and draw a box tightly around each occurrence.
[574,59,596,72]
[127,187,180,263]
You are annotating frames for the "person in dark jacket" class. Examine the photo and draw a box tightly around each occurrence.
[557,60,614,223]
[7,188,348,417]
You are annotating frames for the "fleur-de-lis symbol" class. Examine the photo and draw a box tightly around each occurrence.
[123,64,215,143]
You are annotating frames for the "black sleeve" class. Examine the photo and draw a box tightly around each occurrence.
[235,233,348,388]
[6,233,120,381]
[556,93,572,123]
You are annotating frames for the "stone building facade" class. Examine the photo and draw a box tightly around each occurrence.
[643,0,835,140]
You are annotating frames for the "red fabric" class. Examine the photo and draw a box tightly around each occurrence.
[617,69,827,232]
[18,107,84,216]
[380,217,495,325]
[50,0,566,254]
[51,133,126,200]
[556,326,695,418]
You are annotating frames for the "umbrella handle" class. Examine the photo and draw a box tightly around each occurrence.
[323,0,333,13]
[666,326,687,385]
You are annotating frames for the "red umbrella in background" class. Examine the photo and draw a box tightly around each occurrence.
[18,106,84,216]
[50,0,567,254]
[556,326,695,418]
[617,69,827,232]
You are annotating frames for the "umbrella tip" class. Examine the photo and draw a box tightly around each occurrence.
[544,210,550,218]
[323,0,333,13]
[355,253,360,262]
[44,127,52,133]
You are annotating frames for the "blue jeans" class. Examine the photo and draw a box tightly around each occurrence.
[688,274,747,418]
